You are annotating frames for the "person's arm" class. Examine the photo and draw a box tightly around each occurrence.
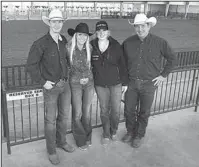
[160,40,176,77]
[26,41,46,85]
[152,40,176,86]
[118,44,129,86]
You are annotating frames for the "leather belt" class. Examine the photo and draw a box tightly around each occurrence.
[55,77,68,86]
[132,78,151,82]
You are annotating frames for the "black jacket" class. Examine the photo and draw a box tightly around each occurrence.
[26,32,69,86]
[91,36,128,87]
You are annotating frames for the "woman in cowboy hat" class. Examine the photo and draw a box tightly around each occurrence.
[66,23,94,151]
[122,13,176,148]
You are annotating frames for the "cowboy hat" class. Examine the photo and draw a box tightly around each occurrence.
[42,9,66,26]
[67,23,93,36]
[128,13,157,27]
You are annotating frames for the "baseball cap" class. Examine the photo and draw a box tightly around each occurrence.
[96,20,108,31]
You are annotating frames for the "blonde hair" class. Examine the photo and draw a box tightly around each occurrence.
[69,33,91,68]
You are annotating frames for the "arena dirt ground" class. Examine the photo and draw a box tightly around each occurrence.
[2,18,199,66]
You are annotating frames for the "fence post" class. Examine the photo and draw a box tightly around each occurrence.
[195,86,199,112]
[1,84,6,138]
[190,69,196,102]
[1,84,11,154]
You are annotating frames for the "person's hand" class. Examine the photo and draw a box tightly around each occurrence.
[43,81,55,90]
[152,75,166,86]
[122,86,128,93]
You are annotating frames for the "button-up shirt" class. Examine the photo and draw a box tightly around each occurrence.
[122,33,176,80]
[67,45,93,83]
[26,32,69,85]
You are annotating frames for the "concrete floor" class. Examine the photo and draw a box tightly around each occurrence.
[2,107,199,167]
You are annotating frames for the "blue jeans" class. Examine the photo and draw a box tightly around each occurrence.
[70,80,94,147]
[95,84,122,138]
[43,81,71,155]
[124,79,157,138]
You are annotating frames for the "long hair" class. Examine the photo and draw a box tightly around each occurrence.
[69,33,91,68]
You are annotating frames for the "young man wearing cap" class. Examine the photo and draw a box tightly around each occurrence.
[122,14,176,148]
[91,20,128,145]
[26,9,75,165]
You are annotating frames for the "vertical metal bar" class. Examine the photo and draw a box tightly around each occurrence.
[1,85,7,137]
[2,90,12,154]
[193,70,199,105]
[18,66,22,87]
[153,88,158,113]
[96,98,99,126]
[172,71,179,110]
[184,70,192,107]
[12,100,17,142]
[5,67,9,88]
[20,99,24,141]
[190,69,196,102]
[190,52,194,67]
[176,71,183,108]
[176,52,180,68]
[195,83,199,112]
[12,67,15,87]
[90,104,92,126]
[163,77,169,112]
[158,81,164,112]
[179,52,183,68]
[36,97,39,137]
[28,98,32,139]
[168,72,174,109]
[180,69,187,107]
[182,52,186,68]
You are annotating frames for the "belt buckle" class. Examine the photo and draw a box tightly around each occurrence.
[56,78,66,87]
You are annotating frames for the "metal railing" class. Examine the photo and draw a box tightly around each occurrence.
[2,51,199,90]
[1,50,199,154]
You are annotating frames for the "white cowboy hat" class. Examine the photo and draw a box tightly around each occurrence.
[128,13,157,27]
[42,9,66,26]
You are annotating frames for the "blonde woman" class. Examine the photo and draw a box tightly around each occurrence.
[66,23,94,151]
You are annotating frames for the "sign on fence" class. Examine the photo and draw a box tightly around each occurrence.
[6,89,43,101]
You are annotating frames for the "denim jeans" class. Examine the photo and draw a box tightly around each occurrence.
[124,79,157,138]
[70,80,94,147]
[43,81,71,155]
[95,84,122,138]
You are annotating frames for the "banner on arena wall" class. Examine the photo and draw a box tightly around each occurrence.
[6,89,43,101]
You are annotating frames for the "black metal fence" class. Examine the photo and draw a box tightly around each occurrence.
[1,50,199,154]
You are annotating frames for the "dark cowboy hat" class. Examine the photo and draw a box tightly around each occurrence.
[67,23,93,36]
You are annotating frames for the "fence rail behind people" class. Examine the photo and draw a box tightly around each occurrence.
[2,50,199,90]
[1,50,199,154]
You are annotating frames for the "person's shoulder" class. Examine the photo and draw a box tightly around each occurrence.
[150,33,167,43]
[32,34,48,46]
[123,35,137,44]
[109,36,121,46]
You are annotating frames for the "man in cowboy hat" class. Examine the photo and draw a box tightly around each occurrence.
[121,13,176,148]
[26,9,75,165]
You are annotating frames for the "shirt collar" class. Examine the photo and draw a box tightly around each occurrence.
[46,32,63,43]
[75,44,86,51]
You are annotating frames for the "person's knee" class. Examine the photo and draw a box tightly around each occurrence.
[45,116,56,125]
